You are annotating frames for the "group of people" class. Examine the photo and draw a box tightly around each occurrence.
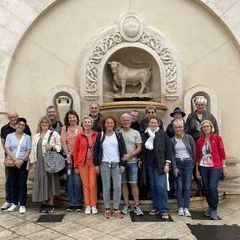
[0,96,226,220]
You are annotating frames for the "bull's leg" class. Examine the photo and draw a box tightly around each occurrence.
[121,79,126,95]
[139,83,145,94]
[113,81,118,92]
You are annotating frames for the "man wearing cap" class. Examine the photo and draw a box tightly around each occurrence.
[166,107,189,138]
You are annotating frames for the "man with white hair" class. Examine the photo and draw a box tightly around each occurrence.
[186,96,218,141]
[120,113,143,216]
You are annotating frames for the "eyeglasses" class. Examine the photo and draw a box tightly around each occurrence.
[17,123,26,127]
[41,121,49,124]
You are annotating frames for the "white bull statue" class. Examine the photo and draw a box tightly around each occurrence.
[108,61,151,95]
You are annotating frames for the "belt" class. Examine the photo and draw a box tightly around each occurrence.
[175,157,192,162]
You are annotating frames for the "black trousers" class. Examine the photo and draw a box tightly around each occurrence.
[8,162,28,206]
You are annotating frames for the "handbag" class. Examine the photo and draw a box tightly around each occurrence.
[5,135,25,167]
[44,131,65,173]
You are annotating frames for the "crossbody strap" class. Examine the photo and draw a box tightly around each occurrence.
[47,131,54,145]
[15,134,25,158]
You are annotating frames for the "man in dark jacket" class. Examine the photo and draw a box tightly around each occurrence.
[186,96,218,141]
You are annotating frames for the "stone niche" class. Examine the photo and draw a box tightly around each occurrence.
[79,13,183,106]
[103,46,161,103]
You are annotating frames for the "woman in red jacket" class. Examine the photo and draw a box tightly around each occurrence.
[196,120,226,220]
[74,116,98,215]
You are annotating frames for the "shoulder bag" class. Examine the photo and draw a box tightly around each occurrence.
[44,131,65,173]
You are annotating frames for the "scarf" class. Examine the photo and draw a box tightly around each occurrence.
[145,127,159,150]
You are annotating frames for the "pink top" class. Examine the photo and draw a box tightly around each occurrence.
[61,125,82,155]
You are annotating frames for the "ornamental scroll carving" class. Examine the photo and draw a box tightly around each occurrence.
[139,33,177,94]
[86,33,124,95]
[85,30,179,98]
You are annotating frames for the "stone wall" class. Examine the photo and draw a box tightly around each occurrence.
[0,0,240,163]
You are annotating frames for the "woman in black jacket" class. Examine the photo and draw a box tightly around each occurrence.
[94,116,127,219]
[143,117,173,220]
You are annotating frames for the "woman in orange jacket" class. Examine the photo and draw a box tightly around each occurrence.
[74,116,98,215]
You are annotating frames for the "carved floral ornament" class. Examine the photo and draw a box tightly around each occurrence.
[85,15,178,100]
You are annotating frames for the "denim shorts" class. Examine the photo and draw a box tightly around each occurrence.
[122,163,138,184]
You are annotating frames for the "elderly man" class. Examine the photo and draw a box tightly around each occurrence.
[46,105,63,134]
[89,103,102,132]
[0,112,31,210]
[186,96,218,141]
[120,113,143,216]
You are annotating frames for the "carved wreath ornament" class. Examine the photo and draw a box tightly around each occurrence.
[85,32,177,96]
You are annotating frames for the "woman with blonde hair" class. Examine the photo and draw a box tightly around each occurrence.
[31,116,61,213]
[196,120,226,220]
[74,116,98,214]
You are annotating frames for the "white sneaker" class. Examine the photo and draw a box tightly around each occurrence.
[178,207,184,216]
[91,206,98,214]
[7,204,18,212]
[1,202,11,210]
[184,208,191,217]
[85,206,91,215]
[19,206,26,214]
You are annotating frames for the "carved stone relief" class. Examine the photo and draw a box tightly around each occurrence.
[82,13,182,102]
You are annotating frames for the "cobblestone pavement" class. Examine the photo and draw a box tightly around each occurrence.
[0,198,239,240]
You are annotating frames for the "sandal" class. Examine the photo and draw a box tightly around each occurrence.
[113,209,124,219]
[104,210,111,219]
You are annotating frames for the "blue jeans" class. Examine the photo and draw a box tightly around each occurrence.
[199,166,223,211]
[147,164,169,213]
[67,165,83,206]
[8,162,28,206]
[100,162,121,209]
[175,160,194,208]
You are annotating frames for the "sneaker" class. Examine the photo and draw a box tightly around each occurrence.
[133,205,144,216]
[19,206,26,214]
[161,213,169,220]
[40,204,47,213]
[1,202,11,210]
[74,206,82,212]
[85,206,91,215]
[91,206,98,214]
[184,208,191,217]
[7,204,18,212]
[178,207,184,216]
[149,209,158,216]
[121,204,130,215]
[46,205,54,213]
[204,208,212,217]
[210,210,218,220]
[67,206,75,212]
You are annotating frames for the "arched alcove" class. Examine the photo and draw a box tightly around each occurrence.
[102,47,161,102]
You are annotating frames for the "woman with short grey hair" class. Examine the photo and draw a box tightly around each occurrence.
[170,119,196,217]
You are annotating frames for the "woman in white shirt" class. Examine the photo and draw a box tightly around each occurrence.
[94,116,127,219]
